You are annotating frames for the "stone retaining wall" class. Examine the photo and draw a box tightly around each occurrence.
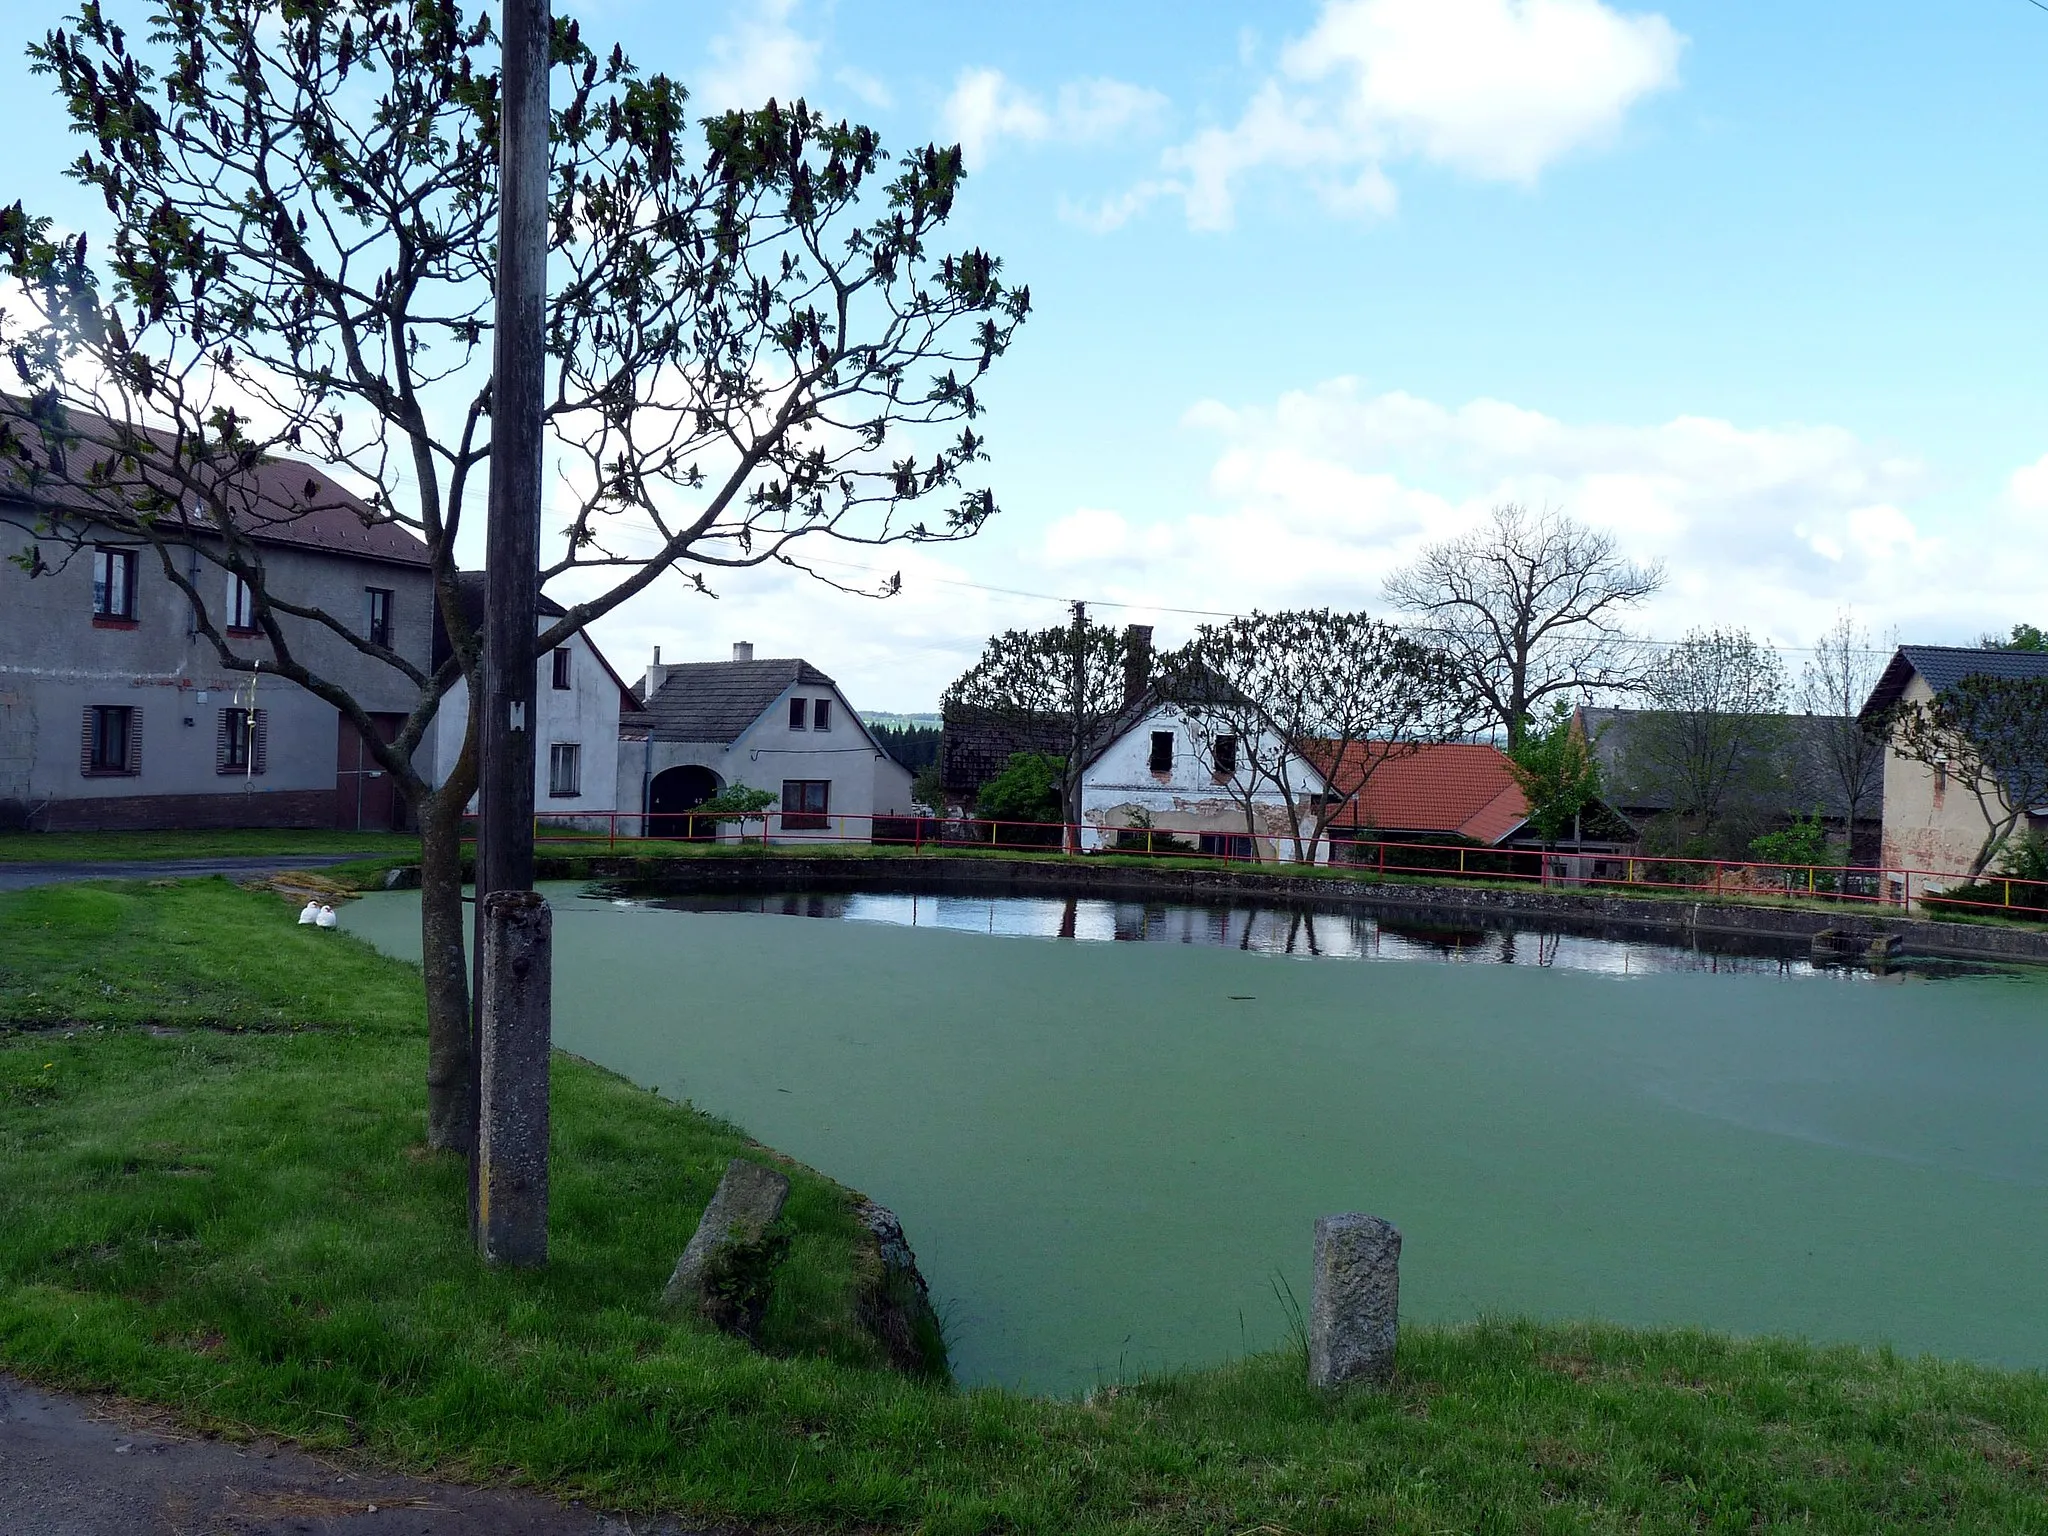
[438,852,2048,966]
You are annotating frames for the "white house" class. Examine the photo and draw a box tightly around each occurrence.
[429,577,642,830]
[1077,696,1328,859]
[620,643,913,841]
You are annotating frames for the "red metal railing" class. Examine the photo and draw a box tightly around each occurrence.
[460,808,2048,921]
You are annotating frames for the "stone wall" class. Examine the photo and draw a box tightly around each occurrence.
[514,852,2048,967]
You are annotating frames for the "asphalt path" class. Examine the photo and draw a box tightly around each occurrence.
[0,854,367,892]
[0,1374,711,1535]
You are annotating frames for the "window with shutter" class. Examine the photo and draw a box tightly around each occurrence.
[84,705,139,775]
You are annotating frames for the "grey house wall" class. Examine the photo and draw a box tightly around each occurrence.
[433,625,627,827]
[0,517,433,830]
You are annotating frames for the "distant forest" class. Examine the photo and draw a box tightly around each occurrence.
[870,722,941,772]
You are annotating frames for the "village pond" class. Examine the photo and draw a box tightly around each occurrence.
[343,883,2048,1394]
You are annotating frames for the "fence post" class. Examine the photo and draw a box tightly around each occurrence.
[1458,847,1466,876]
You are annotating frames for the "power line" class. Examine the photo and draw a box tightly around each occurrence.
[358,464,1907,658]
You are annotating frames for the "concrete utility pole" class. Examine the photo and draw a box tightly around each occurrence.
[1067,599,1086,854]
[472,0,552,1266]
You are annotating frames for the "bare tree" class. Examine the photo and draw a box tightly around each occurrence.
[2,0,1027,1151]
[1883,675,2048,879]
[1160,610,1474,862]
[1797,611,1891,856]
[1384,503,1664,746]
[1624,627,1789,855]
[942,608,1135,850]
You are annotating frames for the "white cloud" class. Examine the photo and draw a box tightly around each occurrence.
[1023,379,2038,650]
[700,0,820,112]
[2008,450,2048,514]
[941,68,1169,169]
[835,66,894,110]
[1153,0,1683,230]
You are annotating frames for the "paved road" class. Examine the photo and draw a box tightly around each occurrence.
[0,1374,708,1535]
[0,854,368,893]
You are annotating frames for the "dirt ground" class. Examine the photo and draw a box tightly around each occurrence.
[0,1373,717,1535]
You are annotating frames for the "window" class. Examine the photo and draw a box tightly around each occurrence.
[91,547,136,621]
[217,707,267,775]
[1212,734,1238,777]
[781,778,830,830]
[812,697,832,731]
[226,573,257,632]
[789,697,808,730]
[82,705,138,776]
[1199,833,1254,861]
[1149,730,1175,773]
[551,646,573,690]
[549,742,582,798]
[365,587,393,648]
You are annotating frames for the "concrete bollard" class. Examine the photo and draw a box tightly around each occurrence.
[476,890,552,1268]
[1309,1213,1401,1392]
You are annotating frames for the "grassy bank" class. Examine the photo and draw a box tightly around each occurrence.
[7,878,2048,1531]
[0,828,421,863]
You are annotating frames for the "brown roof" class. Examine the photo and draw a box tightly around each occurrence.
[1,402,429,568]
[1318,742,1531,845]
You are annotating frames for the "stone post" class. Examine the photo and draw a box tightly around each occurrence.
[1309,1213,1401,1392]
[477,890,552,1267]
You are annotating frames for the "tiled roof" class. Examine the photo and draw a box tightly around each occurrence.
[1318,742,1531,844]
[638,658,835,744]
[939,705,1071,796]
[1579,706,1883,821]
[1862,645,2048,717]
[1,402,430,568]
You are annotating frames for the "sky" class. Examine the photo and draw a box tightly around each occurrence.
[4,0,2048,711]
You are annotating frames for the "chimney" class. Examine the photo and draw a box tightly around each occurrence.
[1123,624,1154,705]
[732,641,755,663]
[645,646,667,699]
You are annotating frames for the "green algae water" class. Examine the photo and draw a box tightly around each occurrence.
[343,884,2048,1393]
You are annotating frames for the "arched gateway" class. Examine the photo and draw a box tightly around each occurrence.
[647,763,722,839]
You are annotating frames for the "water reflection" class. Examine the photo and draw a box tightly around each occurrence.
[611,887,1956,980]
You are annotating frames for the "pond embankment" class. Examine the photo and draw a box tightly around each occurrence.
[389,850,2048,966]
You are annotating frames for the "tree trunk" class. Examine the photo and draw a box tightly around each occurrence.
[1967,814,2021,881]
[420,701,481,1153]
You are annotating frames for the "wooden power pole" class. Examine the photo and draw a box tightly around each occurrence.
[473,0,552,1267]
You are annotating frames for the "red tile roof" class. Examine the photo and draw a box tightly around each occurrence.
[1317,742,1530,845]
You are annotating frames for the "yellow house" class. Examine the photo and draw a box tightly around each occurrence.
[1861,645,2048,890]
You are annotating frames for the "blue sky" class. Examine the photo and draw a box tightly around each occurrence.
[6,0,2047,709]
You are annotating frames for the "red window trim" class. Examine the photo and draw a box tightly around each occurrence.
[90,616,140,630]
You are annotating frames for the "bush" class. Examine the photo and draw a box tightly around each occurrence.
[1997,830,2048,884]
[976,752,1065,825]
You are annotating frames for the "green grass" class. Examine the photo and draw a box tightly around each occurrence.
[0,828,421,864]
[8,879,2048,1531]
